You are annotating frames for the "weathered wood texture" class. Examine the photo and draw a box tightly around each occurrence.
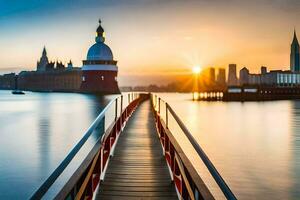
[95,100,177,200]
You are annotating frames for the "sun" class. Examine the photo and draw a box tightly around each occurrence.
[192,66,201,74]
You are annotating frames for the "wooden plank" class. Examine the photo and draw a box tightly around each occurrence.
[95,100,177,200]
[98,191,177,197]
[102,182,174,187]
[97,195,174,200]
[100,185,175,192]
[103,179,173,184]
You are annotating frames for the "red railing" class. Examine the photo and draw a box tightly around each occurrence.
[151,94,236,200]
[65,96,141,200]
[30,93,147,200]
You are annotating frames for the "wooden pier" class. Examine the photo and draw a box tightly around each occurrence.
[95,100,177,199]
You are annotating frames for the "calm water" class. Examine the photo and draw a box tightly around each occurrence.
[0,90,116,199]
[1,91,300,199]
[158,93,300,200]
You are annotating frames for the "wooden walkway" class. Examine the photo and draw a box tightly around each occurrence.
[95,100,177,200]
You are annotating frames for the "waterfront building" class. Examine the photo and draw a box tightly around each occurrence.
[0,73,16,89]
[80,20,120,93]
[272,71,300,86]
[291,30,300,72]
[0,19,120,94]
[18,70,82,92]
[237,66,300,87]
[227,64,238,86]
[18,48,82,92]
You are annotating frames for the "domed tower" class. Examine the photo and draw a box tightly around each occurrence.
[80,20,120,94]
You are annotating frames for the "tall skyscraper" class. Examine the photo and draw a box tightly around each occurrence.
[290,30,300,72]
[228,64,238,86]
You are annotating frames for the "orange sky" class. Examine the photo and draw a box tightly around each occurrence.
[0,0,299,86]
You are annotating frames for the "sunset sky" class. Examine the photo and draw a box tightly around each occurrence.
[0,0,300,86]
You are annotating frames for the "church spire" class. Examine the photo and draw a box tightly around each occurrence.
[95,19,105,43]
[42,46,47,56]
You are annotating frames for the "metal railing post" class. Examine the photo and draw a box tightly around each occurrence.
[115,98,118,122]
[121,95,123,113]
[166,103,168,129]
[158,98,161,114]
[120,95,123,126]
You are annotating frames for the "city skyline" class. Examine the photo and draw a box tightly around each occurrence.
[1,0,300,86]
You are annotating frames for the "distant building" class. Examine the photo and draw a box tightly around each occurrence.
[216,68,226,86]
[239,67,249,86]
[291,30,300,72]
[261,66,267,74]
[56,61,65,70]
[80,20,120,93]
[248,74,261,85]
[17,46,81,92]
[67,60,73,69]
[37,47,49,71]
[13,19,120,94]
[227,64,238,86]
[18,70,82,92]
[227,30,300,89]
[272,71,300,86]
[237,66,300,87]
[208,67,215,86]
[0,73,16,89]
[37,47,67,71]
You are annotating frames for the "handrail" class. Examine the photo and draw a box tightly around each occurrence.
[167,104,237,200]
[30,98,116,199]
[155,111,214,200]
[151,94,237,200]
[30,92,141,200]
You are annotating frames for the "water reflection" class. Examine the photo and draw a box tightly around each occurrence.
[290,101,300,199]
[37,94,51,179]
[0,91,115,199]
[159,93,300,200]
